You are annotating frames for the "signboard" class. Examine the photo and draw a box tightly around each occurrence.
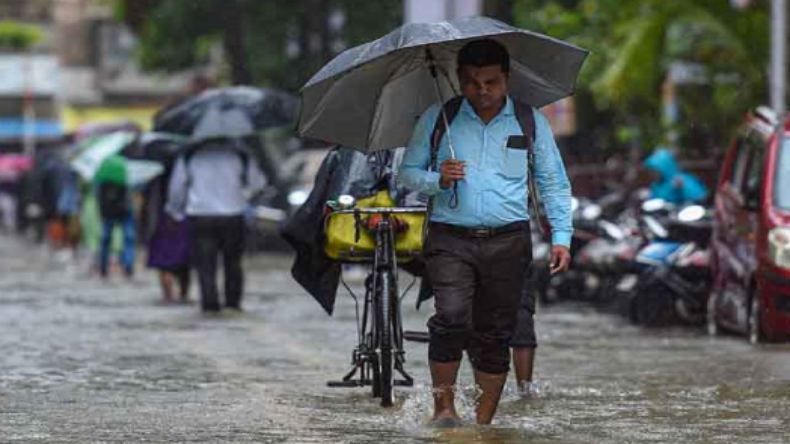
[0,55,60,96]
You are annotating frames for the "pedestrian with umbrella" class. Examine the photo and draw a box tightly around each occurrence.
[94,155,136,279]
[71,131,164,279]
[138,133,193,305]
[297,17,587,425]
[160,87,279,315]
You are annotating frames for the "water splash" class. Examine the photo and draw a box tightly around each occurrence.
[395,383,481,430]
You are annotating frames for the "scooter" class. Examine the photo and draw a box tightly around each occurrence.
[616,200,713,326]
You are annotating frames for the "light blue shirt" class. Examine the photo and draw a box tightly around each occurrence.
[398,96,573,247]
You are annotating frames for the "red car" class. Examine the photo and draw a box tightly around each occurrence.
[708,107,790,343]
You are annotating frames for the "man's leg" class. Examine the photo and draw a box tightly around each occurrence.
[512,347,535,391]
[510,264,539,392]
[221,216,245,310]
[120,215,136,277]
[470,228,531,424]
[98,220,114,278]
[425,228,476,424]
[177,267,191,301]
[191,217,221,312]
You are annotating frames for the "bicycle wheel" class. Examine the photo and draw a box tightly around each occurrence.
[377,267,394,407]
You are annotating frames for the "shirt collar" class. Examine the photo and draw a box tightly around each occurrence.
[460,95,514,122]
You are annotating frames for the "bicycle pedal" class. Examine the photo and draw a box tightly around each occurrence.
[394,379,413,387]
[403,330,430,343]
[327,380,365,388]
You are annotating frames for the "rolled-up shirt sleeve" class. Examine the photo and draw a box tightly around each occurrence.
[398,104,443,196]
[532,109,573,247]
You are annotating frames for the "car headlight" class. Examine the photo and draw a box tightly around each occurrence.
[287,189,310,206]
[768,227,790,270]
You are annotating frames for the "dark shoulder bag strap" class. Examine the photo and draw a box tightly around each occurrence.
[512,99,545,234]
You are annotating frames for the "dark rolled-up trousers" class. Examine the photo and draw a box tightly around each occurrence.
[425,221,532,374]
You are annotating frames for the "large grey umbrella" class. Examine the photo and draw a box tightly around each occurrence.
[297,16,589,152]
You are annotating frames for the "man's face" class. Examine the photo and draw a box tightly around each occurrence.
[458,64,509,113]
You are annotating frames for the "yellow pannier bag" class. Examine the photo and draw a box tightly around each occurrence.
[324,190,425,262]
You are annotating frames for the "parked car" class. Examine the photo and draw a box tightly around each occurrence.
[708,106,790,343]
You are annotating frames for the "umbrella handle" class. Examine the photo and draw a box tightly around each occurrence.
[426,49,457,160]
[426,48,460,209]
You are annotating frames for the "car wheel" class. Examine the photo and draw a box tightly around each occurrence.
[706,290,719,337]
[748,296,764,345]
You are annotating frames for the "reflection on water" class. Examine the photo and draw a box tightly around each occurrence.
[1,235,789,443]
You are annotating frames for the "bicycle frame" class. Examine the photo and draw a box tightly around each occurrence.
[326,206,425,407]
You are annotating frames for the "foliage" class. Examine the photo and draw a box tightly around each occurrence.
[0,21,43,51]
[120,0,402,92]
[513,0,770,155]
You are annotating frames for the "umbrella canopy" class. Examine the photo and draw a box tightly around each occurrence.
[153,86,298,140]
[93,154,164,187]
[297,16,589,151]
[0,153,33,183]
[137,132,189,163]
[70,131,137,181]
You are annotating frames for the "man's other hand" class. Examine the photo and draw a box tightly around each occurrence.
[549,245,571,275]
[439,159,466,189]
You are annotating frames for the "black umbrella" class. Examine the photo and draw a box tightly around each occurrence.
[154,86,298,139]
[297,16,589,152]
[136,132,189,165]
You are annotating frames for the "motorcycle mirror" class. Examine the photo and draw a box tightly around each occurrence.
[677,205,706,223]
[641,198,667,213]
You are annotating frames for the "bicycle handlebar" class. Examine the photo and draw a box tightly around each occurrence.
[327,207,427,216]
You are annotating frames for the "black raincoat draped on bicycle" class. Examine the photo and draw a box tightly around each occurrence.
[280,146,428,315]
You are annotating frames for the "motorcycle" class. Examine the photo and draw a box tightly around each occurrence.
[615,200,713,326]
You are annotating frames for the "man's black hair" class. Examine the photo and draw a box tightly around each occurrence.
[457,39,510,73]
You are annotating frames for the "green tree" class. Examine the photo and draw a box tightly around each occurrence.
[0,21,43,51]
[513,0,769,154]
[118,0,401,91]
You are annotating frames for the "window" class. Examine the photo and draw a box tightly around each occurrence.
[742,134,766,208]
[728,135,751,192]
[777,139,790,210]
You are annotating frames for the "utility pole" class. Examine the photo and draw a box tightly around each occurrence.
[771,0,787,118]
[22,52,36,158]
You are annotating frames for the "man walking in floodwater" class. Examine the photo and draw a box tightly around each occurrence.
[399,39,573,425]
[166,141,265,314]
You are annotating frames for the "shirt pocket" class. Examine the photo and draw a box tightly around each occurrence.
[500,147,528,179]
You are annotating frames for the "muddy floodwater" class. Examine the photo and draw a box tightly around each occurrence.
[0,235,788,444]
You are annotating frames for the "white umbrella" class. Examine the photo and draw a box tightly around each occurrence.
[70,131,137,180]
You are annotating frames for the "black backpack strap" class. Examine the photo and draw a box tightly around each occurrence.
[512,99,536,150]
[512,99,545,234]
[429,96,464,172]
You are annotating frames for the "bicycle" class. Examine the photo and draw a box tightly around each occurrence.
[324,205,426,407]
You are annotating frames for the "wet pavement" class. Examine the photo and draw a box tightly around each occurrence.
[1,234,789,444]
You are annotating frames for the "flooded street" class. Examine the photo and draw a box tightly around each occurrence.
[1,234,789,444]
